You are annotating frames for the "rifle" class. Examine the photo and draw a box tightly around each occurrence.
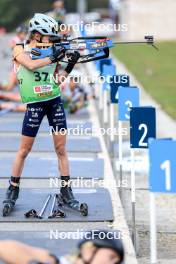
[33,35,158,64]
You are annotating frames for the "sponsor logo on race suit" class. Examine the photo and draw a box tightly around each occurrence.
[33,85,53,94]
[53,117,66,123]
[55,113,64,116]
[29,118,39,122]
[27,124,40,128]
[32,112,39,118]
[27,107,43,112]
[56,106,62,112]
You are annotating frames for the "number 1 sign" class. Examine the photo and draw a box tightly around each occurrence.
[149,139,176,193]
[130,107,156,149]
[148,138,176,264]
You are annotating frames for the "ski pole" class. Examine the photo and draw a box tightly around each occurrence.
[38,194,52,219]
[25,194,52,219]
[48,194,57,218]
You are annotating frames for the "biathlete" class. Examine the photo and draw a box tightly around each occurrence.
[0,230,124,264]
[2,13,87,216]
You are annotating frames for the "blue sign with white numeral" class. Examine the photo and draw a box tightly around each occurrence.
[99,58,112,74]
[110,75,130,103]
[130,107,156,149]
[149,139,176,193]
[102,64,116,76]
[118,86,139,121]
[102,64,116,90]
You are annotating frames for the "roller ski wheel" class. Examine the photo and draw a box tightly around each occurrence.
[2,184,19,217]
[3,202,15,217]
[80,203,88,217]
[60,187,88,216]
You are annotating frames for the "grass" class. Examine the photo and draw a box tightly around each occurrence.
[112,41,176,119]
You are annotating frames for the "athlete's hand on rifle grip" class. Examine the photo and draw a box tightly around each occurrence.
[49,47,66,63]
[67,51,80,65]
[64,51,81,74]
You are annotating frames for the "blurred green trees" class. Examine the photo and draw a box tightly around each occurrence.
[0,0,108,31]
[0,0,51,31]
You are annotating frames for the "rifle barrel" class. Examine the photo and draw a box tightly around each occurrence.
[113,41,153,45]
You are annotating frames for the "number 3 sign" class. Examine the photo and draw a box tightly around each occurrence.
[149,139,176,193]
[130,107,156,148]
[118,86,139,121]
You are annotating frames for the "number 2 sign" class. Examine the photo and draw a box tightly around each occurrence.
[149,139,176,193]
[130,107,156,148]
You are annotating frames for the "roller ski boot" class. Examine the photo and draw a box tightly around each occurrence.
[3,184,19,217]
[60,186,88,216]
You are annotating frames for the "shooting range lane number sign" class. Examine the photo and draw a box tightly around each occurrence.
[110,75,130,103]
[118,86,139,121]
[102,64,116,90]
[130,107,156,149]
[149,139,176,193]
[99,58,112,74]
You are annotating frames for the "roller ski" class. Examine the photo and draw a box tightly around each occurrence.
[48,194,65,219]
[25,194,52,219]
[3,184,19,217]
[59,186,88,216]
